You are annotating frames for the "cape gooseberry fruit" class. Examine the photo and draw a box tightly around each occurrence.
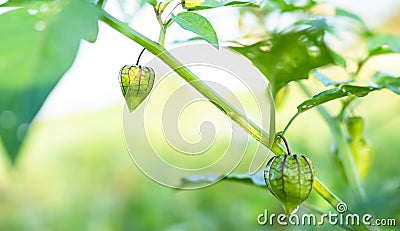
[349,138,373,179]
[264,139,314,215]
[345,116,364,140]
[182,0,204,9]
[119,65,155,112]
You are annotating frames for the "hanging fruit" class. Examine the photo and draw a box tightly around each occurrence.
[118,49,155,112]
[345,116,364,140]
[264,135,314,215]
[182,0,205,9]
[346,116,373,179]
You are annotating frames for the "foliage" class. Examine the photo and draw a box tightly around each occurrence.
[171,11,219,47]
[0,0,98,163]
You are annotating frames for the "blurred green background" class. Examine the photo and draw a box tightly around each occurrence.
[0,85,399,230]
[1,0,400,230]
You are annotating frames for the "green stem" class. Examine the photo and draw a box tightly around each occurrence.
[313,179,369,231]
[158,25,167,47]
[282,112,300,136]
[96,0,107,8]
[338,97,356,120]
[99,10,344,214]
[297,82,367,203]
[313,178,342,210]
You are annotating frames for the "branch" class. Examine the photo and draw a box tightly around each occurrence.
[100,10,274,151]
[99,9,346,214]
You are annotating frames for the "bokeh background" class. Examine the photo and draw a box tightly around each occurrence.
[0,0,399,230]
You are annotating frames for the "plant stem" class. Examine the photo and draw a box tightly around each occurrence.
[282,112,300,136]
[277,134,291,154]
[136,48,146,65]
[99,10,345,213]
[297,82,367,203]
[313,178,342,210]
[96,0,107,8]
[163,2,182,24]
[313,179,369,231]
[158,25,167,47]
[100,10,272,149]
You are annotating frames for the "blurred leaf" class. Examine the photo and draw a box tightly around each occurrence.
[230,27,336,94]
[142,0,157,6]
[183,0,258,10]
[295,18,334,33]
[116,0,155,22]
[172,12,219,48]
[327,49,346,67]
[368,34,400,56]
[297,85,377,113]
[275,86,289,110]
[312,70,353,86]
[0,0,99,163]
[295,19,346,67]
[261,0,316,12]
[181,172,265,187]
[335,8,368,30]
[374,72,400,95]
[0,0,52,7]
[224,172,265,186]
[1,1,99,42]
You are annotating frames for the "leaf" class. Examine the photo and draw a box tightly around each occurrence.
[295,19,346,67]
[334,8,368,30]
[183,0,258,10]
[312,70,353,87]
[297,85,377,113]
[374,72,400,95]
[0,0,99,163]
[181,172,265,187]
[327,48,346,67]
[0,0,52,7]
[0,1,99,42]
[224,172,265,186]
[230,27,336,94]
[295,18,334,34]
[368,34,400,56]
[142,0,157,7]
[172,12,219,48]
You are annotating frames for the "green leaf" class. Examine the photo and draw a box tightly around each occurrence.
[230,27,336,94]
[312,70,353,86]
[295,19,346,67]
[368,34,400,56]
[297,85,377,113]
[1,0,52,7]
[181,172,265,187]
[295,18,334,34]
[142,0,157,6]
[374,72,400,95]
[183,0,258,10]
[335,8,369,30]
[0,0,99,163]
[327,48,347,67]
[172,12,219,48]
